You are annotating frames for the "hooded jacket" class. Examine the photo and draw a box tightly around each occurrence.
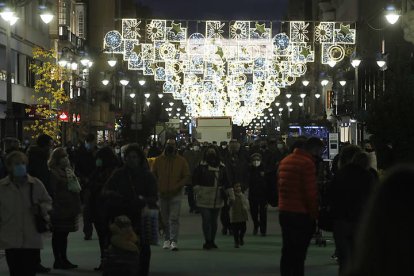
[278,148,319,219]
[152,153,190,198]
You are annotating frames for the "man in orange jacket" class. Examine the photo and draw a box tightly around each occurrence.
[277,137,323,276]
[152,139,190,251]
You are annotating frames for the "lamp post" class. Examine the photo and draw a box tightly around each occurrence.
[1,1,55,138]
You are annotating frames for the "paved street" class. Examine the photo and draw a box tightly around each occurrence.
[0,205,338,276]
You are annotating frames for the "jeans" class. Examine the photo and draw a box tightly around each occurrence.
[279,212,316,276]
[333,219,356,274]
[199,208,220,242]
[160,193,183,242]
[249,199,268,234]
[5,248,38,276]
[231,222,247,244]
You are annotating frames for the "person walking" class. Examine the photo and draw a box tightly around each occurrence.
[230,183,249,248]
[247,153,268,236]
[183,141,203,213]
[278,137,323,276]
[330,147,378,274]
[192,146,231,249]
[222,139,248,235]
[27,134,54,273]
[48,148,82,269]
[152,139,190,251]
[74,133,97,240]
[88,146,120,271]
[0,151,52,276]
[104,144,158,276]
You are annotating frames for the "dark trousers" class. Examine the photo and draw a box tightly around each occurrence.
[220,202,231,231]
[333,219,356,274]
[249,199,268,234]
[52,231,70,262]
[139,244,151,276]
[82,189,94,238]
[199,207,220,242]
[187,186,197,212]
[231,222,247,244]
[279,212,316,276]
[5,248,38,276]
[94,221,110,260]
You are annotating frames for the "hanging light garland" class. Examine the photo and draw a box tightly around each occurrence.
[103,19,356,126]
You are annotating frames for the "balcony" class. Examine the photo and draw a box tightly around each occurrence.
[58,25,84,48]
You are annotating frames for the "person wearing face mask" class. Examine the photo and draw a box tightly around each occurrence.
[192,146,231,249]
[152,139,190,251]
[0,151,52,276]
[247,153,268,236]
[219,141,228,161]
[363,140,378,171]
[74,133,97,240]
[27,134,54,273]
[88,147,120,271]
[183,142,203,213]
[104,143,158,276]
[221,139,248,235]
[48,148,82,270]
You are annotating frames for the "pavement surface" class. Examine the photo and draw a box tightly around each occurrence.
[0,204,338,276]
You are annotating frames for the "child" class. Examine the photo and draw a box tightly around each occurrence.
[230,183,249,248]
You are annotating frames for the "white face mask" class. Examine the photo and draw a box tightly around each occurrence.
[277,144,284,150]
[193,146,200,151]
[253,160,261,167]
[221,145,227,149]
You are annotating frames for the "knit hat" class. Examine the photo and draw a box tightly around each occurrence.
[250,153,262,161]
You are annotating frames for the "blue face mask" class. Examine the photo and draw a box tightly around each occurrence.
[13,164,27,177]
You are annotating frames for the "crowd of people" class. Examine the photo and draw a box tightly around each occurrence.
[0,133,411,276]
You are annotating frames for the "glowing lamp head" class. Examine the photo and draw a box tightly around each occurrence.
[102,79,109,86]
[40,12,54,24]
[339,80,347,87]
[328,60,337,68]
[129,93,136,99]
[144,93,150,99]
[302,80,310,87]
[120,79,129,86]
[351,58,362,68]
[286,93,292,99]
[321,79,329,86]
[139,79,146,86]
[107,55,117,67]
[385,5,401,25]
[300,93,306,99]
[315,93,321,99]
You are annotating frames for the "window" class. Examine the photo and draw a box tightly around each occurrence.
[59,0,68,26]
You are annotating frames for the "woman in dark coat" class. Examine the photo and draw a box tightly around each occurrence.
[330,146,378,274]
[88,146,119,271]
[247,153,268,236]
[192,145,232,249]
[104,143,158,276]
[48,147,82,269]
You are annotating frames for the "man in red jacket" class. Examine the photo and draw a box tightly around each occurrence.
[277,137,323,276]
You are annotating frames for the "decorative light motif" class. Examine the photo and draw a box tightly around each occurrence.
[104,19,356,125]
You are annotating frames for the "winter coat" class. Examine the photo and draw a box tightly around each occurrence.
[183,150,203,175]
[330,164,377,223]
[49,167,82,232]
[74,145,96,187]
[27,145,51,193]
[104,166,158,232]
[152,153,190,198]
[224,153,249,190]
[230,192,249,223]
[278,148,318,219]
[88,167,117,223]
[247,165,267,202]
[0,175,52,249]
[192,161,231,209]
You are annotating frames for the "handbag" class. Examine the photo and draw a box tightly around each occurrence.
[30,183,51,233]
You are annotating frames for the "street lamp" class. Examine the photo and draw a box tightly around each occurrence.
[385,4,401,24]
[129,93,136,99]
[376,53,387,68]
[39,1,54,24]
[139,79,146,86]
[300,93,306,99]
[144,93,150,99]
[328,60,337,68]
[107,53,117,67]
[340,80,347,86]
[315,93,321,99]
[119,78,129,86]
[158,93,164,99]
[286,93,292,98]
[321,79,329,86]
[302,80,310,87]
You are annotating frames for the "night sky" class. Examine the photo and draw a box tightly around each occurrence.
[139,0,288,20]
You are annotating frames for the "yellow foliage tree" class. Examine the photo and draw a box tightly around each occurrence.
[25,48,71,141]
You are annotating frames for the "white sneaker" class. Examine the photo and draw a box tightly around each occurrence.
[170,241,178,251]
[163,241,171,249]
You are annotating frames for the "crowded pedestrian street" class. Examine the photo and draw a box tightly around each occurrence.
[0,206,338,276]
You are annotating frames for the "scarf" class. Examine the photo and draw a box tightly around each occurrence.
[65,167,81,193]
